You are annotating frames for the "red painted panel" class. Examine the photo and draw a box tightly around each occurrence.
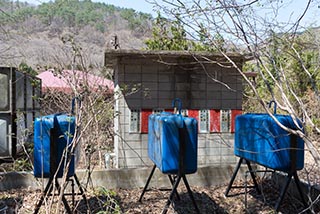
[188,110,199,121]
[141,109,152,133]
[231,109,242,133]
[165,109,174,113]
[188,110,199,131]
[210,109,221,132]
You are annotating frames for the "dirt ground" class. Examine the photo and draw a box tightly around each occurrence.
[0,178,313,214]
[1,152,319,213]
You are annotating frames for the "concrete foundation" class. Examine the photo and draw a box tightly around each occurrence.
[0,165,238,191]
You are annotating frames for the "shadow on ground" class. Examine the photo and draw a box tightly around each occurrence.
[172,191,227,214]
[0,197,23,213]
[243,178,320,214]
[75,195,121,213]
[118,188,228,214]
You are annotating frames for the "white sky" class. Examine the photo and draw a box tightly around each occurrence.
[22,0,320,27]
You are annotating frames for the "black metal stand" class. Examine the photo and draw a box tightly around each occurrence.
[138,165,180,203]
[274,171,307,211]
[138,164,156,203]
[139,122,200,214]
[225,157,307,211]
[225,157,260,196]
[139,164,200,214]
[168,175,181,201]
[243,169,274,210]
[34,174,87,214]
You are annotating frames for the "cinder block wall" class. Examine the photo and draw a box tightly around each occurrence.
[107,51,245,169]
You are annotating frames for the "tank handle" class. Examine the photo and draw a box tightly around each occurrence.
[71,96,82,115]
[172,98,182,115]
[268,100,277,114]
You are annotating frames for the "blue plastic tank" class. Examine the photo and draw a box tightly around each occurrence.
[34,114,76,178]
[234,113,304,171]
[148,112,198,174]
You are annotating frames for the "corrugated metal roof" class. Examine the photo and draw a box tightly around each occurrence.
[37,70,114,93]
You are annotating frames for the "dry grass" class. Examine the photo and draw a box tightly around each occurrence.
[0,179,312,214]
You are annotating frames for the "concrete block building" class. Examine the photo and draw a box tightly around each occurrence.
[105,50,248,169]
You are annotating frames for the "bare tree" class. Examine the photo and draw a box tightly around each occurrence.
[34,36,118,213]
[148,0,320,212]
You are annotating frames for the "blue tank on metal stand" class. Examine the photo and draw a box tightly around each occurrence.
[226,106,307,212]
[140,99,200,214]
[148,112,198,174]
[33,113,76,178]
[234,113,304,171]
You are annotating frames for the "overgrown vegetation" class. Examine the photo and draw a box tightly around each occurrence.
[242,30,320,126]
[145,13,225,51]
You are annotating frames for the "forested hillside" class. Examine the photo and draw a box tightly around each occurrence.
[0,0,153,68]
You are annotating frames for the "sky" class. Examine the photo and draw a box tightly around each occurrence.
[23,0,319,27]
[97,0,155,15]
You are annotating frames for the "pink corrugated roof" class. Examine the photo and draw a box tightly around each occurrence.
[37,70,114,93]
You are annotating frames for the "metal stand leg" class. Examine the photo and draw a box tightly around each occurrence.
[34,177,72,214]
[225,158,243,196]
[225,158,260,197]
[275,173,292,211]
[275,172,307,211]
[168,175,181,200]
[182,175,200,214]
[74,174,88,204]
[293,172,308,208]
[34,174,86,214]
[34,177,54,214]
[245,159,261,194]
[161,176,182,214]
[54,178,72,214]
[162,175,200,214]
[69,178,75,208]
[244,170,249,211]
[139,166,199,213]
[139,164,156,202]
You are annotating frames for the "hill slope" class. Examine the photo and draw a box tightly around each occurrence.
[0,0,153,68]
